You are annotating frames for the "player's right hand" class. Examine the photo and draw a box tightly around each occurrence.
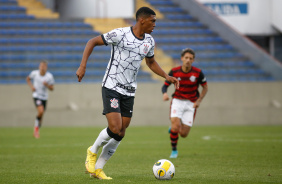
[76,66,86,82]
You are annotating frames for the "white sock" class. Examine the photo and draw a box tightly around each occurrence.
[34,119,39,127]
[95,138,121,169]
[90,128,111,154]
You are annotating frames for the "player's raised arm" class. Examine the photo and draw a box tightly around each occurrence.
[145,56,179,89]
[76,35,105,82]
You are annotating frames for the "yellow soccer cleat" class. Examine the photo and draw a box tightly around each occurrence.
[90,169,112,180]
[85,146,97,174]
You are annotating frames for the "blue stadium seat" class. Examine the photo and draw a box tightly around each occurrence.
[0,0,17,2]
[155,37,223,44]
[153,29,212,35]
[0,71,28,77]
[0,46,106,52]
[0,54,109,61]
[0,22,92,28]
[0,14,34,19]
[0,46,110,52]
[0,6,26,11]
[147,1,174,6]
[159,44,233,51]
[0,29,100,35]
[0,38,90,44]
[156,22,203,27]
[165,14,193,20]
[157,7,183,13]
[170,52,243,59]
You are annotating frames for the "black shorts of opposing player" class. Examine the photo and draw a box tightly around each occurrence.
[102,87,134,117]
[33,98,47,110]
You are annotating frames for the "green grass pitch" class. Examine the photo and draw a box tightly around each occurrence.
[0,126,281,184]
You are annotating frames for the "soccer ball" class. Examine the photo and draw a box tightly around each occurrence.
[152,159,175,180]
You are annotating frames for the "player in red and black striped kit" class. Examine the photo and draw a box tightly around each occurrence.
[162,48,208,158]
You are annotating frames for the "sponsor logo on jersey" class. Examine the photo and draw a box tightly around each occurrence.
[106,32,117,40]
[177,77,181,81]
[190,75,196,82]
[116,83,136,93]
[110,98,119,109]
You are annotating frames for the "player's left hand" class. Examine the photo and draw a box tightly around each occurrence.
[193,100,201,108]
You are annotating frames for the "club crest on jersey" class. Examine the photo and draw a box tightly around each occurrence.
[110,98,119,109]
[143,44,149,54]
[190,75,196,82]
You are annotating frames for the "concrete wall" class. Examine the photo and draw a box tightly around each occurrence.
[271,0,282,33]
[56,0,134,19]
[0,82,282,127]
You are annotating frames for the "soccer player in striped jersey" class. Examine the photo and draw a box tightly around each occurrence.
[76,7,179,179]
[162,48,208,158]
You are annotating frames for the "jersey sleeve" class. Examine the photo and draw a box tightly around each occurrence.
[101,28,123,46]
[48,73,55,85]
[29,70,36,79]
[199,70,207,85]
[146,37,155,58]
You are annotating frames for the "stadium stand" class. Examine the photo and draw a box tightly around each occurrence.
[0,0,153,84]
[0,0,277,84]
[144,0,274,81]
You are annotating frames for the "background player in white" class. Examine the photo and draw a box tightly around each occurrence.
[162,48,208,158]
[76,7,179,180]
[26,61,55,138]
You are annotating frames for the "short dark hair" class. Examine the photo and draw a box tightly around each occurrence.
[40,60,48,65]
[181,48,195,58]
[136,7,156,21]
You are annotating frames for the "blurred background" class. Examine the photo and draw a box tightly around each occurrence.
[0,0,281,126]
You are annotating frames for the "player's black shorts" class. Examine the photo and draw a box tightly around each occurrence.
[102,87,134,117]
[33,98,47,110]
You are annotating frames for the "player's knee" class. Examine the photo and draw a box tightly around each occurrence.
[108,123,122,133]
[180,132,188,138]
[180,126,191,138]
[171,124,180,132]
[118,131,125,137]
[107,127,124,141]
[38,111,44,117]
[37,108,44,116]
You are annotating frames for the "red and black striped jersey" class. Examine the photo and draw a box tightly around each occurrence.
[162,66,207,102]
